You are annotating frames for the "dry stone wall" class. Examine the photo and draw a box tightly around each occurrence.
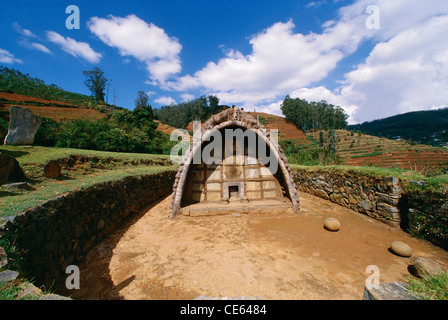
[1,170,176,288]
[291,168,403,227]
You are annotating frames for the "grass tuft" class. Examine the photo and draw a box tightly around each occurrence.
[408,272,448,300]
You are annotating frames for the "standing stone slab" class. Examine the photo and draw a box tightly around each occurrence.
[4,106,42,145]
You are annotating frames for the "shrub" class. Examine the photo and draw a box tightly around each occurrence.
[34,118,61,147]
[0,118,8,143]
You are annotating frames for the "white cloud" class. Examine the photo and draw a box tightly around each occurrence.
[163,0,448,124]
[166,20,346,106]
[154,96,176,106]
[30,43,51,54]
[338,13,448,123]
[180,93,195,102]
[0,48,22,64]
[12,22,37,38]
[88,14,182,83]
[306,1,327,9]
[46,31,102,63]
[12,23,51,55]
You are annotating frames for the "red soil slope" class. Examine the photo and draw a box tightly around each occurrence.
[0,92,106,122]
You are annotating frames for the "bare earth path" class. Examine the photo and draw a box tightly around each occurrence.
[61,192,448,300]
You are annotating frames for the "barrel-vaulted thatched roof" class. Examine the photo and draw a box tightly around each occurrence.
[170,106,300,217]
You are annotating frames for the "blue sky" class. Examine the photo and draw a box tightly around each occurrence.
[1,0,448,124]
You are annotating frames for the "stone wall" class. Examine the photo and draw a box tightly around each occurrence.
[1,170,176,288]
[291,167,404,227]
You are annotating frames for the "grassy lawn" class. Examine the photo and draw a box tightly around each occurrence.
[0,145,172,164]
[0,145,177,217]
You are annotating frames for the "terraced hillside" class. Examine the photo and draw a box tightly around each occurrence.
[332,129,448,170]
[0,92,107,122]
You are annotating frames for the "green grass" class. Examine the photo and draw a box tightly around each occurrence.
[0,145,177,217]
[408,272,448,300]
[351,150,383,159]
[0,281,27,300]
[0,145,171,164]
[290,163,447,180]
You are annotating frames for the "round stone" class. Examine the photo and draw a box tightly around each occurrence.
[324,218,341,232]
[413,257,445,278]
[390,241,412,257]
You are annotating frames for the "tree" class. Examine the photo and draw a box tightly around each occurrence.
[83,67,107,102]
[281,96,348,133]
[134,91,154,126]
[135,90,150,109]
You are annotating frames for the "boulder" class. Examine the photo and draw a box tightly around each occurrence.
[390,241,412,257]
[39,294,72,300]
[412,257,445,279]
[44,160,61,178]
[17,283,42,299]
[0,153,26,185]
[324,217,341,232]
[4,106,42,145]
[0,270,19,283]
[363,282,415,300]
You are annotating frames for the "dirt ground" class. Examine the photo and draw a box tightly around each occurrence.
[60,192,448,300]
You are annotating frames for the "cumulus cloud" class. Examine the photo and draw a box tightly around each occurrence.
[47,31,102,63]
[154,96,176,105]
[0,48,22,64]
[163,0,448,124]
[300,0,448,123]
[165,19,346,108]
[88,14,182,83]
[339,14,448,123]
[180,93,195,102]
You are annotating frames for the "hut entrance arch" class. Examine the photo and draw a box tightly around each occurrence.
[170,106,300,217]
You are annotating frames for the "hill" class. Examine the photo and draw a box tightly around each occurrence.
[329,129,448,170]
[0,65,122,123]
[0,92,107,122]
[247,112,307,141]
[348,108,448,148]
